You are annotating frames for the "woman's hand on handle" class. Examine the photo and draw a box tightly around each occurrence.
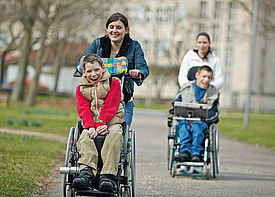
[129,69,142,79]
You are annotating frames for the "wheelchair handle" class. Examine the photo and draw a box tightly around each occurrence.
[124,72,142,78]
[60,166,77,174]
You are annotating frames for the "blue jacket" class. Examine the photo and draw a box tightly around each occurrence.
[76,35,149,102]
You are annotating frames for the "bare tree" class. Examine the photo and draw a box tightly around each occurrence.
[10,0,40,101]
[25,0,113,106]
[233,0,275,32]
[0,1,23,87]
[26,0,57,106]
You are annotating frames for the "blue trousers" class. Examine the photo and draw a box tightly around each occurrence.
[178,120,208,155]
[124,100,134,128]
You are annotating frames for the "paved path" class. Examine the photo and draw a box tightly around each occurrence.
[0,128,66,143]
[2,109,275,197]
[133,109,275,197]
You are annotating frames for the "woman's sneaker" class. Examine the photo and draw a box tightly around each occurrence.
[72,167,94,190]
[99,174,116,193]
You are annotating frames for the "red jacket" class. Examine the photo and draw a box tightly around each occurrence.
[76,78,122,129]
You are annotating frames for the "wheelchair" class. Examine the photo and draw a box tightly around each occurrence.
[60,120,136,197]
[60,56,136,196]
[167,102,220,179]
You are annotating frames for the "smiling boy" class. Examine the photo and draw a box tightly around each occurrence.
[173,65,219,164]
[73,54,124,193]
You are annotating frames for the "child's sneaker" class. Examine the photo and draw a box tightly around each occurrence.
[72,167,94,190]
[99,174,116,193]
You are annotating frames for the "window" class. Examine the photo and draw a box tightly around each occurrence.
[135,6,144,22]
[259,49,266,93]
[142,40,149,55]
[198,24,207,32]
[212,24,220,42]
[167,7,175,23]
[178,6,185,22]
[82,9,90,22]
[163,41,172,57]
[156,7,164,23]
[225,48,233,67]
[212,47,218,56]
[229,2,236,20]
[224,71,231,90]
[214,1,222,19]
[154,40,162,56]
[0,34,5,47]
[176,40,183,56]
[113,4,121,13]
[200,1,207,19]
[227,25,235,42]
[145,7,151,22]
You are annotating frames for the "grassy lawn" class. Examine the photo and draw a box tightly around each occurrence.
[0,102,78,137]
[218,111,275,149]
[0,132,64,197]
[0,98,75,196]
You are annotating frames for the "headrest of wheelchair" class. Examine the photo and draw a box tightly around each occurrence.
[73,55,128,77]
[187,66,200,81]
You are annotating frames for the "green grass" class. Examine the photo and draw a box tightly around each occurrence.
[0,132,64,197]
[218,112,275,149]
[0,102,78,137]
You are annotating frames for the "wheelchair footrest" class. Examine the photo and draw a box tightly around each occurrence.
[176,162,204,167]
[76,189,114,196]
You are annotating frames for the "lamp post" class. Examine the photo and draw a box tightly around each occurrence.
[244,0,259,129]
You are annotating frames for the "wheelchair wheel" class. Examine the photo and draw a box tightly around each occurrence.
[210,125,219,178]
[130,129,136,197]
[121,125,136,197]
[171,165,176,178]
[213,126,220,175]
[63,127,75,197]
[204,137,211,180]
[167,139,174,172]
[121,187,131,197]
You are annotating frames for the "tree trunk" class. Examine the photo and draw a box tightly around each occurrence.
[0,50,8,86]
[11,30,32,101]
[26,26,49,106]
[53,39,66,93]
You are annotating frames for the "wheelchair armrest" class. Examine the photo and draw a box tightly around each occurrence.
[167,116,173,127]
[205,112,219,125]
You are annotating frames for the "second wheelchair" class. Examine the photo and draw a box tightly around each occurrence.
[167,101,220,179]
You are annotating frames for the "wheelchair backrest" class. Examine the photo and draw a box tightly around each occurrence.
[74,56,128,78]
[187,66,200,81]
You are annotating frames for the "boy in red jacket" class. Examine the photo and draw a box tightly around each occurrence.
[73,54,124,193]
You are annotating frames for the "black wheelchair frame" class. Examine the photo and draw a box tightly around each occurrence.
[60,120,136,197]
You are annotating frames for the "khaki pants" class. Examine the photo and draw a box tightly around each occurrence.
[77,124,123,175]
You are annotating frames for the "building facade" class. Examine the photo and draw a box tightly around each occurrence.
[106,0,275,112]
